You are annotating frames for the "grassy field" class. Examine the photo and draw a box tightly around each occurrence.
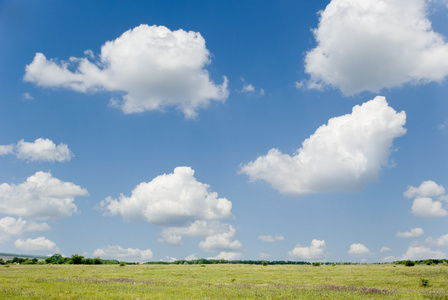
[0,263,447,299]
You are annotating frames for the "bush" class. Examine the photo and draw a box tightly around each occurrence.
[404,260,415,267]
[261,261,268,266]
[420,278,429,287]
[119,261,126,267]
[312,262,321,266]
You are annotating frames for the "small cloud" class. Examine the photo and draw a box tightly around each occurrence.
[258,252,271,259]
[438,120,448,129]
[411,197,448,218]
[288,239,326,260]
[397,228,424,238]
[258,235,284,242]
[238,78,264,96]
[0,145,14,156]
[348,243,371,256]
[93,245,153,262]
[0,138,73,162]
[425,233,448,247]
[380,246,391,253]
[23,92,33,100]
[14,236,58,252]
[209,251,241,260]
[400,245,445,260]
[185,254,197,261]
[404,181,446,199]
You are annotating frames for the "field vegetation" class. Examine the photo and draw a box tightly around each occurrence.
[1,260,447,299]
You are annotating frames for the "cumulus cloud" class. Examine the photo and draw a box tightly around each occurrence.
[411,197,448,218]
[288,239,326,260]
[199,226,242,252]
[93,245,153,262]
[241,96,406,195]
[302,0,448,95]
[0,217,51,243]
[348,243,371,256]
[238,78,264,96]
[397,228,424,238]
[101,167,232,225]
[404,180,446,199]
[23,92,33,100]
[24,24,228,119]
[258,235,285,242]
[259,252,271,259]
[426,234,448,247]
[400,245,445,260]
[380,246,391,253]
[0,138,72,162]
[14,236,58,252]
[0,171,88,220]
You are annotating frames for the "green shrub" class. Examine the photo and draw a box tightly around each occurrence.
[404,260,415,267]
[312,262,321,266]
[119,261,126,267]
[261,261,268,266]
[420,277,429,287]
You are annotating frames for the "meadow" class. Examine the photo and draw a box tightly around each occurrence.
[0,263,447,299]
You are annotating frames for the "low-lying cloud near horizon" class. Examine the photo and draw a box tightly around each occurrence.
[241,96,406,195]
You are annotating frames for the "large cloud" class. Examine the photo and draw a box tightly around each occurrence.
[0,138,72,162]
[93,245,153,262]
[101,167,232,225]
[400,245,445,260]
[0,171,88,219]
[241,96,406,195]
[301,0,448,94]
[24,25,228,119]
[288,239,326,260]
[0,217,50,243]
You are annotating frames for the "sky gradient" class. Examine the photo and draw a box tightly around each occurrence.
[1,0,448,263]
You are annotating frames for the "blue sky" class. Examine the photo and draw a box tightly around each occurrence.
[1,0,448,263]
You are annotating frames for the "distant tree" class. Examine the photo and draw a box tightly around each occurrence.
[46,254,63,264]
[404,260,415,267]
[261,261,268,266]
[94,257,102,265]
[71,254,84,265]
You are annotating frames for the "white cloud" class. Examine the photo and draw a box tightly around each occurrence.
[426,234,448,247]
[0,217,50,243]
[288,239,326,260]
[411,197,448,218]
[159,220,231,245]
[209,251,242,261]
[15,138,72,162]
[0,145,14,156]
[199,226,242,252]
[400,245,445,260]
[404,180,446,199]
[397,228,424,238]
[24,24,228,119]
[0,171,88,220]
[23,92,33,100]
[241,96,406,195]
[0,138,72,162]
[93,245,153,262]
[258,235,285,242]
[380,246,391,253]
[259,252,271,259]
[185,254,198,261]
[348,243,371,256]
[101,167,232,225]
[14,236,58,252]
[238,78,264,96]
[303,0,448,95]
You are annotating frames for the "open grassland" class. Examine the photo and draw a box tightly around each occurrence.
[0,264,447,299]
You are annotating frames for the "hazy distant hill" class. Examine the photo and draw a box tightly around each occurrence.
[0,252,48,261]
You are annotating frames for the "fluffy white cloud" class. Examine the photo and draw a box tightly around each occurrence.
[209,251,242,261]
[400,245,445,260]
[397,228,424,238]
[241,96,406,195]
[199,226,242,252]
[93,245,153,262]
[426,234,448,247]
[0,171,88,220]
[259,252,271,259]
[0,217,50,242]
[302,0,448,94]
[348,243,371,256]
[101,167,232,225]
[288,239,326,260]
[24,24,228,119]
[258,235,285,242]
[411,197,448,218]
[0,138,72,162]
[404,180,446,199]
[14,236,58,252]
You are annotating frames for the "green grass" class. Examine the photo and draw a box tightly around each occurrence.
[0,264,447,299]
